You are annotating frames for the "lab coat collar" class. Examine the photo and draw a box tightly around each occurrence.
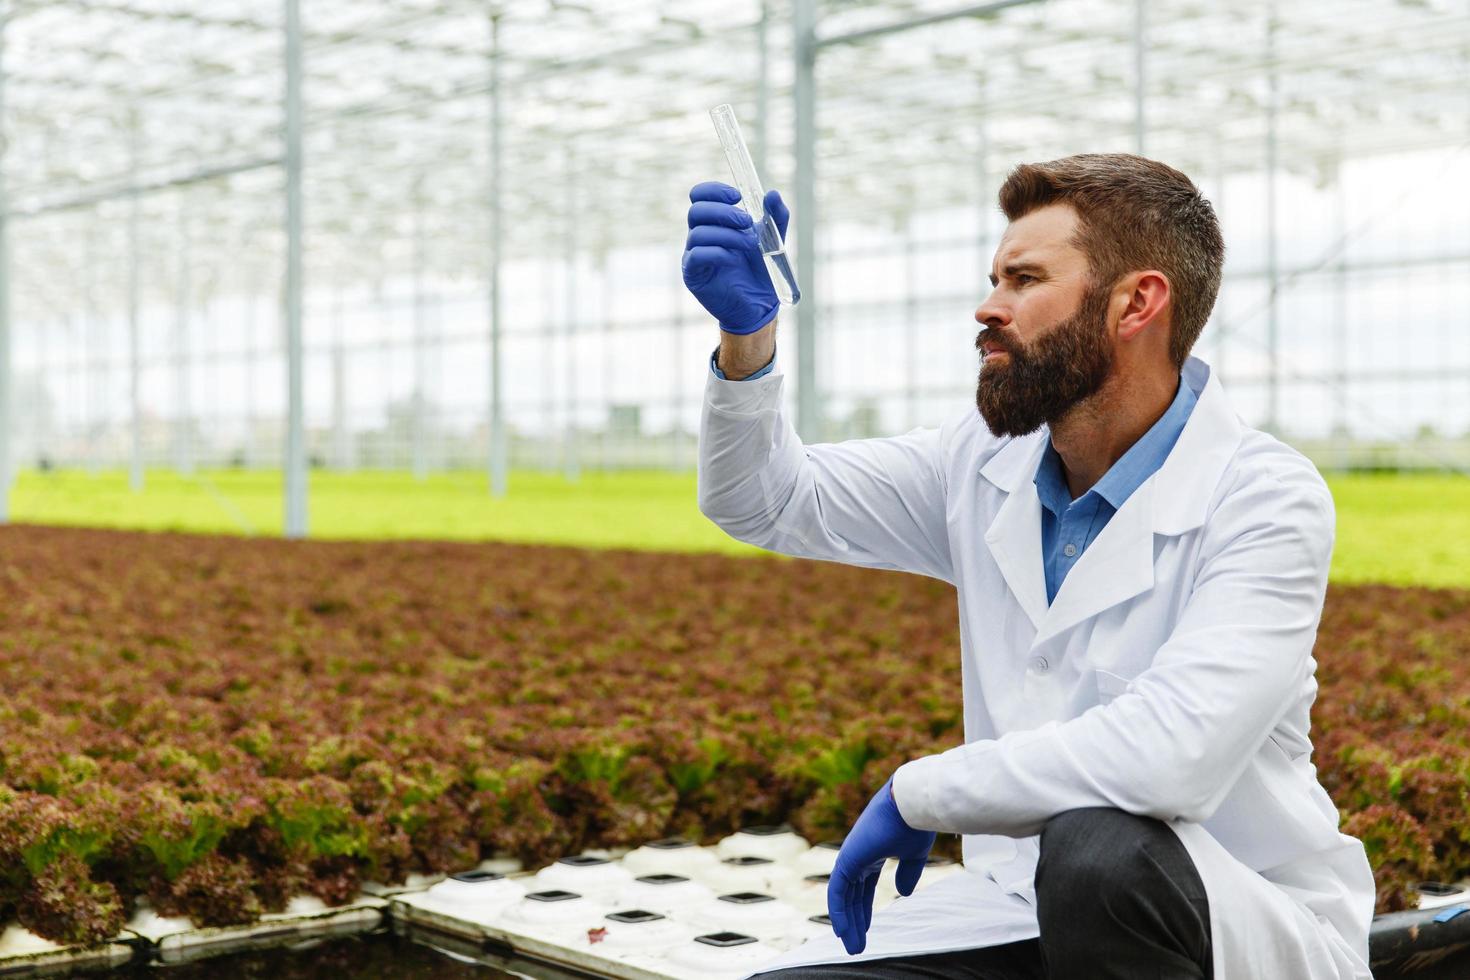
[979,355,1242,637]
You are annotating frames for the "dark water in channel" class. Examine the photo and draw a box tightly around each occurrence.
[119,932,520,978]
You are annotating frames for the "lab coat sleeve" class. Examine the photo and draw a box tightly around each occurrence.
[891,462,1334,836]
[697,353,954,584]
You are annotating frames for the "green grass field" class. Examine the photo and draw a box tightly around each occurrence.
[7,468,1467,588]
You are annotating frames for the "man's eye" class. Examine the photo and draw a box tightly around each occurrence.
[1016,274,1036,284]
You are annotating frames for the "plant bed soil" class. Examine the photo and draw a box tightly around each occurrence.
[0,525,1463,944]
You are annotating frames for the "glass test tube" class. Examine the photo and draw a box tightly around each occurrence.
[709,103,801,307]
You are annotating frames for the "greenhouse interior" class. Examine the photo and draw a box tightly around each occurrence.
[0,0,1468,977]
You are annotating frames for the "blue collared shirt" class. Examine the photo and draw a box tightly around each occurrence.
[707,348,1198,605]
[710,345,776,381]
[1035,374,1197,604]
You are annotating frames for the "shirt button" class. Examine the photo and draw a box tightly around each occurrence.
[1031,656,1050,673]
[1063,543,1077,557]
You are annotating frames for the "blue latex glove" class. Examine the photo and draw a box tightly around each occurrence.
[682,181,791,334]
[828,776,936,955]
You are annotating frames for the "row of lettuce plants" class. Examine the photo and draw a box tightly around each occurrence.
[0,528,1463,941]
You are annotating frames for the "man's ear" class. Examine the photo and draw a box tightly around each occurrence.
[1115,270,1171,342]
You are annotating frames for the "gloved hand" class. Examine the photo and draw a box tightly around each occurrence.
[682,181,790,334]
[827,776,936,955]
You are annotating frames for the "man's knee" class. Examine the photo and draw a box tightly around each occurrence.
[1036,806,1174,898]
[1034,807,1212,977]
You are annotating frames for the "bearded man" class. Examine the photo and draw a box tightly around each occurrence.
[682,153,1374,980]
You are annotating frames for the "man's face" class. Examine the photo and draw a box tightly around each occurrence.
[973,203,1115,438]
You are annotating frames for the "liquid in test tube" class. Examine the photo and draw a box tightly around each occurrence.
[709,103,801,307]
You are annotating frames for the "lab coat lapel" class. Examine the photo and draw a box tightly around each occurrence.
[1033,480,1155,644]
[975,357,1241,643]
[976,421,1158,645]
[1033,355,1243,644]
[1150,356,1244,537]
[980,434,1050,632]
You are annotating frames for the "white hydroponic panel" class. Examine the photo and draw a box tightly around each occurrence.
[1415,882,1470,912]
[392,824,965,980]
[127,894,389,965]
[0,893,387,974]
[0,925,134,974]
[0,855,1465,976]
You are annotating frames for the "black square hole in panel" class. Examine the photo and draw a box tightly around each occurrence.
[606,909,665,923]
[719,891,775,904]
[526,890,581,902]
[556,855,610,867]
[646,837,695,849]
[696,932,758,947]
[635,873,690,885]
[449,870,505,883]
[736,824,794,836]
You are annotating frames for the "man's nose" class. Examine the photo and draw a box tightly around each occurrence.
[974,290,1010,329]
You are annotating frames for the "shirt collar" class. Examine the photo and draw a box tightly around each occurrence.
[1033,372,1198,515]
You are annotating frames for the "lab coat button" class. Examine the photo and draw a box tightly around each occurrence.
[1031,656,1050,673]
[1063,543,1077,557]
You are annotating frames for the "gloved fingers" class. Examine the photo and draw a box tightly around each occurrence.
[894,856,925,896]
[859,868,878,938]
[681,245,738,288]
[687,199,752,231]
[690,180,741,205]
[838,860,879,955]
[764,188,790,239]
[843,877,867,955]
[683,223,755,254]
[826,868,849,941]
[828,870,864,955]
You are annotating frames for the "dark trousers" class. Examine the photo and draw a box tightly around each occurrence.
[761,808,1213,980]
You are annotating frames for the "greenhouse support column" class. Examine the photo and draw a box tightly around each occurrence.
[793,0,819,442]
[487,9,507,497]
[755,0,769,178]
[331,285,351,471]
[562,146,579,483]
[34,323,46,468]
[1133,0,1146,155]
[0,6,13,523]
[1264,1,1279,435]
[203,288,219,470]
[412,183,428,482]
[283,0,307,538]
[174,205,193,476]
[976,71,990,291]
[245,286,259,468]
[541,258,555,471]
[127,111,143,492]
[84,231,99,474]
[1332,158,1347,468]
[904,223,918,430]
[670,268,682,470]
[602,257,614,470]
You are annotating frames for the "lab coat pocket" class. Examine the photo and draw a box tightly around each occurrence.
[1093,667,1134,704]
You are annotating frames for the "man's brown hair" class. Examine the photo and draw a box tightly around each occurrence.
[997,153,1225,369]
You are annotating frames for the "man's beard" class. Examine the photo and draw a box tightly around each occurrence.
[974,283,1114,438]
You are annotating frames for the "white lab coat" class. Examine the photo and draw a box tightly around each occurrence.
[697,354,1375,980]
